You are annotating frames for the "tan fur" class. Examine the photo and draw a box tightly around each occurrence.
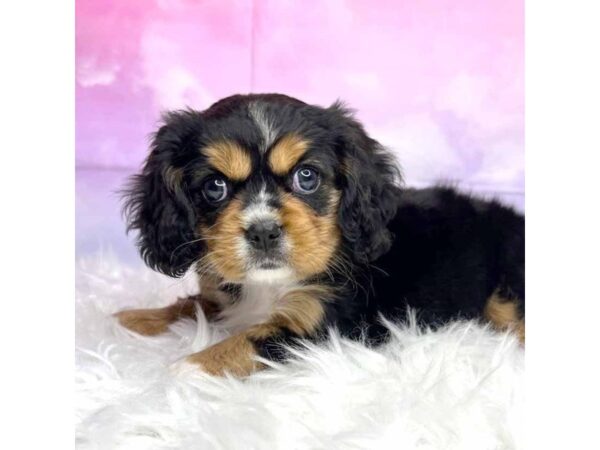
[271,286,329,335]
[185,286,328,376]
[115,274,230,336]
[115,294,220,336]
[200,198,246,281]
[186,332,265,376]
[202,141,252,181]
[198,185,340,281]
[268,134,310,175]
[484,293,525,343]
[280,192,341,278]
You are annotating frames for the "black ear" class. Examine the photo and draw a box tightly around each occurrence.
[122,110,202,277]
[328,102,402,264]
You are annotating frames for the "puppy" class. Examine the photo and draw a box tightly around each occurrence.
[116,93,525,376]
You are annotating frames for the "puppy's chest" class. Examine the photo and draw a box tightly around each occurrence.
[215,280,298,333]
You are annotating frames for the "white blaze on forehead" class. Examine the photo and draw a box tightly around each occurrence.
[248,101,278,152]
[242,186,279,228]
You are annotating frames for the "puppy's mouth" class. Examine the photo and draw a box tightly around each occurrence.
[257,260,282,270]
[248,251,288,271]
[245,260,294,283]
[245,251,293,282]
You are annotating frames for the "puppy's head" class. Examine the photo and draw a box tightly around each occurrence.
[123,94,401,282]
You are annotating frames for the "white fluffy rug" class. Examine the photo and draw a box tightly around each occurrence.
[75,253,524,450]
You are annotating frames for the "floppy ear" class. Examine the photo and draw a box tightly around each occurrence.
[122,111,202,277]
[328,102,402,264]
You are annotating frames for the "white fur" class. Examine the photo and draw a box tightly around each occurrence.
[241,186,279,228]
[216,273,297,334]
[244,266,294,284]
[76,252,524,449]
[169,357,202,376]
[248,101,278,152]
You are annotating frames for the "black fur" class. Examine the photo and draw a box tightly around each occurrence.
[123,93,525,351]
[122,110,207,276]
[328,102,402,263]
[323,186,525,343]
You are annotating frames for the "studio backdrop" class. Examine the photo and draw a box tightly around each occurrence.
[76,0,523,260]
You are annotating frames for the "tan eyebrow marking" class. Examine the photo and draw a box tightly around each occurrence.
[201,140,253,181]
[268,134,311,175]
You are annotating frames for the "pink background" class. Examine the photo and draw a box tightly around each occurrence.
[76,0,523,260]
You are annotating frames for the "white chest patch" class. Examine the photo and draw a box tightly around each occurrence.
[215,272,297,334]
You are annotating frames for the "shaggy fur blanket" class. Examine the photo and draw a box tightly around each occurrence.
[75,254,524,450]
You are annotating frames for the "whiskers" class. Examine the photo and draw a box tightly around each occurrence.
[193,253,219,280]
[325,252,365,294]
[169,235,218,264]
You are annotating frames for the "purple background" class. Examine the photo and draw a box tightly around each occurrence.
[76,0,523,262]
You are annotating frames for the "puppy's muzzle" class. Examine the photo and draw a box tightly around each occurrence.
[245,220,282,252]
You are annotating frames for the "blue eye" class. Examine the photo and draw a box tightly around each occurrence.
[292,167,320,194]
[202,177,228,203]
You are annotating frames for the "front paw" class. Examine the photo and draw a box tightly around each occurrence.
[114,308,172,336]
[173,335,264,377]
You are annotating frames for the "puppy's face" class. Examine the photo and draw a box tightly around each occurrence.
[190,132,341,282]
[125,94,400,282]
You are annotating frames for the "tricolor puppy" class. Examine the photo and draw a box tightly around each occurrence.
[117,93,525,376]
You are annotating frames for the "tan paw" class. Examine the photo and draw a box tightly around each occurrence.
[179,335,264,377]
[114,308,172,336]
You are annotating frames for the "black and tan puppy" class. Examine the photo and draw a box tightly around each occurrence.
[116,93,524,376]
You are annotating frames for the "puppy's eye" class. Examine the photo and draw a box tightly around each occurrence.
[292,167,320,194]
[202,177,228,203]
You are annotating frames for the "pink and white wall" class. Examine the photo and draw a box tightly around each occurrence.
[76,0,523,260]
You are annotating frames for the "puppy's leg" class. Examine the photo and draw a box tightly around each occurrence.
[177,286,328,377]
[115,274,232,336]
[115,294,221,336]
[484,292,525,343]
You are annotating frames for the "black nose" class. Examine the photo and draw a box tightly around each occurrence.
[245,221,282,252]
